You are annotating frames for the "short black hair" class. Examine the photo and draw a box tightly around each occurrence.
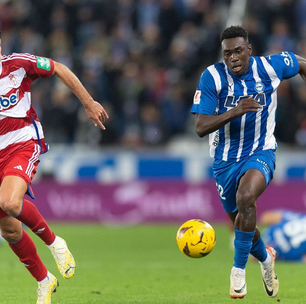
[220,25,248,43]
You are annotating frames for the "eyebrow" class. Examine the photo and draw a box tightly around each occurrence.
[223,46,244,53]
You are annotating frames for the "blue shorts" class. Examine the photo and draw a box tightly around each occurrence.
[213,149,275,213]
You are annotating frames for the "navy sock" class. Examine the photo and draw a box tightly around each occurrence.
[234,228,255,269]
[250,236,267,262]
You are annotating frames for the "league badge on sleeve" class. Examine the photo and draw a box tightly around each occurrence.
[36,56,51,71]
[193,90,201,104]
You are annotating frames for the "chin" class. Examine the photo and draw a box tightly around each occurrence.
[232,69,245,76]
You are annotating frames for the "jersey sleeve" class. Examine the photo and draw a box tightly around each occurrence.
[13,53,55,78]
[266,52,299,80]
[190,69,218,115]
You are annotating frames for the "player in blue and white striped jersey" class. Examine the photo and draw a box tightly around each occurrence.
[261,209,306,262]
[191,25,306,299]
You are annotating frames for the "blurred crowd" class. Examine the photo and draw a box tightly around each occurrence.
[1,0,306,148]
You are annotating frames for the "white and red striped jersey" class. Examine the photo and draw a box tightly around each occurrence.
[0,53,54,162]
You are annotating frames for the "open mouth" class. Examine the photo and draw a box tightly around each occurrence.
[232,65,242,73]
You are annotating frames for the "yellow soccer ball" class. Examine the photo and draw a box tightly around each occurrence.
[176,219,216,258]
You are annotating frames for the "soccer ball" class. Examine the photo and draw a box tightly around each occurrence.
[176,219,216,258]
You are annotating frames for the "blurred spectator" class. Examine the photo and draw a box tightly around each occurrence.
[1,0,306,148]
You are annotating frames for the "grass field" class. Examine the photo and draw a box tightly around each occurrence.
[0,223,305,304]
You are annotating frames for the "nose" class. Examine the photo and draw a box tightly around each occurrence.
[230,53,238,61]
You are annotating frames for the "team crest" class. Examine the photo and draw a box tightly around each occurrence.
[9,74,17,86]
[255,82,265,93]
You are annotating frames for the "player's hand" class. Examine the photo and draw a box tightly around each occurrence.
[232,96,262,117]
[84,101,109,130]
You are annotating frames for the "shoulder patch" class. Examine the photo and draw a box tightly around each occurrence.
[36,56,51,71]
[193,90,201,104]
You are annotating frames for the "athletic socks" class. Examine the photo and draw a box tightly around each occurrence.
[250,235,268,262]
[14,199,56,245]
[260,250,272,268]
[9,229,48,281]
[234,228,256,269]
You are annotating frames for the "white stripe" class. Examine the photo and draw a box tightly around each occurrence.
[0,91,31,118]
[222,64,234,161]
[0,122,44,151]
[260,57,279,149]
[207,65,222,94]
[264,93,277,150]
[25,144,37,176]
[0,68,26,95]
[236,80,248,161]
[2,53,36,63]
[207,65,222,158]
[26,144,40,177]
[249,59,263,155]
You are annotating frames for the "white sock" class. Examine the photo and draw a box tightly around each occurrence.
[260,250,272,268]
[47,236,58,248]
[232,266,245,274]
[38,271,51,284]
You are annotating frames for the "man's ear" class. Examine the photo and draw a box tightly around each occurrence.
[248,43,252,56]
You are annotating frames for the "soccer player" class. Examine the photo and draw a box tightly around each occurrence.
[191,25,306,299]
[0,32,109,303]
[261,209,306,262]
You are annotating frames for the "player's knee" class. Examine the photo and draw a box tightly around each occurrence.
[236,189,256,210]
[0,196,23,216]
[0,225,22,243]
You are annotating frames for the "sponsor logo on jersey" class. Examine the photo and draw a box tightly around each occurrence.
[36,56,51,71]
[0,89,19,110]
[193,90,201,104]
[255,82,265,93]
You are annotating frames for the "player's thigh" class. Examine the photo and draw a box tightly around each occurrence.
[0,175,28,202]
[237,149,276,200]
[237,168,266,200]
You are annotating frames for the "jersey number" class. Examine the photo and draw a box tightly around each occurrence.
[216,183,226,200]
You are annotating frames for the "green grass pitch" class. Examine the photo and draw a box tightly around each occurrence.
[0,223,304,303]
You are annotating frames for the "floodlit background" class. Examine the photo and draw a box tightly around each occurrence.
[1,0,306,223]
[2,1,306,303]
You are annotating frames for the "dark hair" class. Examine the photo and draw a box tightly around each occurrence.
[220,25,248,43]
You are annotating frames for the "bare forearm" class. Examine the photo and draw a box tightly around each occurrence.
[52,61,109,129]
[195,110,236,137]
[53,61,93,107]
[296,55,306,82]
[195,96,261,137]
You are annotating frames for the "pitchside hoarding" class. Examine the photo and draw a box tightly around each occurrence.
[32,180,306,223]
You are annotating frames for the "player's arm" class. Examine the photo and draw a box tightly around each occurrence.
[259,210,283,225]
[195,96,262,137]
[52,61,109,130]
[296,55,306,81]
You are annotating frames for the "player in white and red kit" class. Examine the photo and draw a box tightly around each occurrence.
[0,33,109,304]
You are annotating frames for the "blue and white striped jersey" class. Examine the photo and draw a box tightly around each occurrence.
[191,52,299,162]
[263,211,306,262]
